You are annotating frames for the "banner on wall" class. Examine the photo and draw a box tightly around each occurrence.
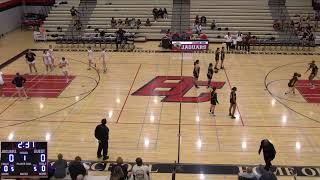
[171,40,209,52]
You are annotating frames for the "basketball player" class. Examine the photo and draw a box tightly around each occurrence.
[87,47,96,70]
[0,71,4,97]
[193,60,200,88]
[99,48,107,73]
[209,86,219,116]
[214,48,220,70]
[25,49,38,74]
[305,61,318,89]
[207,63,213,88]
[229,87,237,119]
[220,47,225,69]
[43,50,53,72]
[12,73,29,99]
[59,57,69,83]
[285,72,301,95]
[48,45,55,67]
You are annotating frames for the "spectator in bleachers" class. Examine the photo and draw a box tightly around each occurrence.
[163,8,168,19]
[200,33,208,40]
[110,166,125,180]
[53,153,68,179]
[74,20,82,31]
[186,28,193,40]
[132,157,150,180]
[110,157,129,179]
[158,8,164,19]
[200,16,207,26]
[195,15,200,25]
[68,156,87,180]
[224,32,232,51]
[152,8,158,22]
[210,20,216,30]
[130,18,136,29]
[70,6,79,21]
[115,28,126,50]
[136,19,142,29]
[244,32,252,52]
[238,167,256,180]
[236,32,243,50]
[118,19,123,26]
[194,23,202,36]
[111,17,117,28]
[124,18,129,27]
[145,18,152,26]
[273,20,280,31]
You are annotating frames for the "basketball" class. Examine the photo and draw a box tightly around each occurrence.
[59,64,64,68]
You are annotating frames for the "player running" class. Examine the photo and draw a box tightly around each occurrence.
[285,72,301,95]
[59,57,69,83]
[305,60,318,89]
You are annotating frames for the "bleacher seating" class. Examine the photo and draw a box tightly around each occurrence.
[190,0,318,43]
[43,0,172,41]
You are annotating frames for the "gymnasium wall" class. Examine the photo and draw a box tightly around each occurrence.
[0,0,54,35]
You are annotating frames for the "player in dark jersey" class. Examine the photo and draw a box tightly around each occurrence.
[12,73,29,99]
[229,87,237,119]
[220,47,225,69]
[25,49,38,74]
[305,61,318,89]
[193,60,200,88]
[285,72,301,95]
[207,63,214,88]
[209,86,219,116]
[214,48,220,70]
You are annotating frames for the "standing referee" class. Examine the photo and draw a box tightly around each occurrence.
[95,118,109,160]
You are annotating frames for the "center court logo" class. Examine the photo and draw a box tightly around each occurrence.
[131,76,225,103]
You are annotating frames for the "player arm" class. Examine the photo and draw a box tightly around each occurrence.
[216,94,219,104]
[258,140,263,154]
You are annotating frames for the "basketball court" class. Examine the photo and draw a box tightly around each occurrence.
[0,33,320,179]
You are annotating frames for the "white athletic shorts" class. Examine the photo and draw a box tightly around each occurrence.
[27,61,36,64]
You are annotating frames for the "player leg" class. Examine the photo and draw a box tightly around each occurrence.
[214,60,219,69]
[16,87,22,98]
[88,59,92,70]
[28,64,33,73]
[0,84,3,97]
[211,105,216,116]
[194,77,199,88]
[21,87,28,98]
[207,77,211,88]
[231,103,236,119]
[64,70,69,83]
[220,60,224,69]
[32,63,38,73]
[229,103,232,116]
[309,74,315,88]
[102,59,107,73]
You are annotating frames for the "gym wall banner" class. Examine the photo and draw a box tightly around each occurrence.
[171,40,209,52]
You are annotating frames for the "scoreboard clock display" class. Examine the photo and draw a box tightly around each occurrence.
[1,142,48,178]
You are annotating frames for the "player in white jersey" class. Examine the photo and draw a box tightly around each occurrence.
[100,48,107,73]
[87,46,96,70]
[59,57,69,82]
[0,71,4,96]
[48,45,55,67]
[43,50,53,72]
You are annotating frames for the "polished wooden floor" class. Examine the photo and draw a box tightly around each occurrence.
[0,31,320,180]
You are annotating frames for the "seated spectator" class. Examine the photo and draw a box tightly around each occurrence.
[210,20,216,30]
[273,20,280,31]
[74,20,82,31]
[69,156,87,180]
[110,166,125,180]
[132,157,150,180]
[111,17,117,28]
[239,167,257,180]
[172,32,180,40]
[70,6,79,21]
[163,8,168,19]
[186,28,193,39]
[200,33,208,40]
[100,29,106,37]
[94,28,99,33]
[130,18,136,29]
[200,16,207,26]
[309,33,315,42]
[53,154,68,179]
[145,18,152,26]
[152,8,158,22]
[124,18,129,27]
[158,8,164,19]
[110,157,129,179]
[118,19,123,26]
[136,19,142,29]
[194,23,202,35]
[195,15,200,25]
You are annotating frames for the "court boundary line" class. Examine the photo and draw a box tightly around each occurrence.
[116,64,142,123]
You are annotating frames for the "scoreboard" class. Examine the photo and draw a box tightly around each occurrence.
[1,142,48,178]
